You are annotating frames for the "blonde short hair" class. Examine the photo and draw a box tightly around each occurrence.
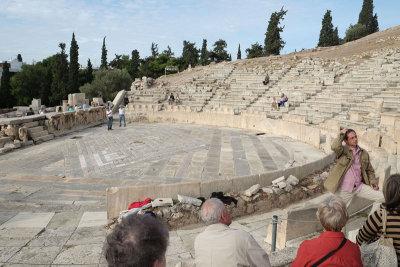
[317,196,349,232]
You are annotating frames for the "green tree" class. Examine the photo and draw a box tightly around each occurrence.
[0,61,13,108]
[210,39,229,63]
[264,7,287,56]
[79,69,132,101]
[10,56,55,106]
[237,44,242,60]
[358,0,379,34]
[344,23,369,42]
[50,43,69,105]
[68,32,80,94]
[17,54,22,62]
[181,40,199,69]
[199,39,210,66]
[162,46,174,57]
[151,43,159,59]
[101,37,108,69]
[110,54,122,69]
[86,59,93,84]
[318,10,339,47]
[246,42,264,59]
[128,49,140,79]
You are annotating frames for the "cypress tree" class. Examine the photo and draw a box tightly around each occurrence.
[264,7,287,56]
[0,61,13,108]
[86,59,93,84]
[50,43,69,105]
[68,32,80,93]
[150,43,159,59]
[358,0,378,34]
[101,37,108,69]
[237,44,242,60]
[129,49,140,79]
[199,39,209,66]
[318,10,339,47]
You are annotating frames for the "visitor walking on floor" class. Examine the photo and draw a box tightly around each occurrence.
[119,105,126,127]
[106,107,113,131]
[324,128,383,211]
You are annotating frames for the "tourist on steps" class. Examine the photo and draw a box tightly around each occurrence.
[195,198,271,267]
[278,93,288,108]
[168,93,175,105]
[105,214,169,267]
[292,196,362,266]
[263,72,270,85]
[324,128,383,211]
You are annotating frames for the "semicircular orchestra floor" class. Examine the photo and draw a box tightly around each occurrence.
[0,123,326,212]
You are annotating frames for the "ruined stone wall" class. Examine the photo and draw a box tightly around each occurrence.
[44,107,106,135]
[0,107,105,151]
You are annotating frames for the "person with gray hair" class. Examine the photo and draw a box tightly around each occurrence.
[194,198,271,267]
[105,214,169,267]
[292,196,362,266]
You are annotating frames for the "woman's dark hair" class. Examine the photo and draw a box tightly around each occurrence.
[383,174,400,212]
[344,129,356,140]
[105,214,169,267]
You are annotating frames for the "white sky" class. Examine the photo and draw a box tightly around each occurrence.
[1,0,399,67]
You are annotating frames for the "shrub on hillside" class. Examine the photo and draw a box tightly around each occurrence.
[79,68,132,102]
[344,23,369,43]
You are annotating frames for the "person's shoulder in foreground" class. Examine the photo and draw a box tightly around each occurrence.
[195,198,270,267]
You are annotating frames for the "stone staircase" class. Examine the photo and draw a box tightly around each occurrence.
[24,120,54,144]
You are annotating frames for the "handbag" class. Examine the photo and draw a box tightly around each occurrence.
[311,237,347,267]
[360,209,397,267]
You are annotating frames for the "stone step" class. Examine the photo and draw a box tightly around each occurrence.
[27,126,44,134]
[22,121,39,128]
[33,134,54,143]
[30,130,49,139]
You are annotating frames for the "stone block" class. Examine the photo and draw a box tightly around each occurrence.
[266,207,322,249]
[259,170,282,187]
[381,135,397,155]
[152,198,173,207]
[244,184,260,197]
[262,187,274,194]
[200,179,233,198]
[178,195,202,207]
[277,181,287,189]
[272,176,285,185]
[0,137,11,148]
[286,175,299,186]
[231,175,260,193]
[378,165,391,190]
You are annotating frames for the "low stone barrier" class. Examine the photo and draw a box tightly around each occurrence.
[106,152,335,219]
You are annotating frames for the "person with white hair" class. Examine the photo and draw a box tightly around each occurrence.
[291,196,362,266]
[194,198,270,267]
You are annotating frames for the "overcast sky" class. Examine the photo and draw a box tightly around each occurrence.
[1,0,399,67]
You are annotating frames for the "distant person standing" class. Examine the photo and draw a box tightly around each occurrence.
[119,105,126,127]
[83,103,88,110]
[168,93,175,105]
[263,72,270,85]
[106,107,113,131]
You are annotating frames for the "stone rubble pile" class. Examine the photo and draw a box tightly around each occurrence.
[114,171,330,229]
